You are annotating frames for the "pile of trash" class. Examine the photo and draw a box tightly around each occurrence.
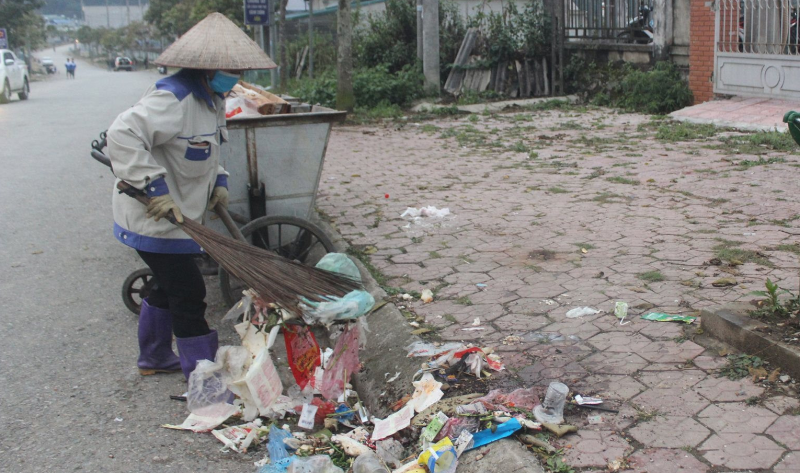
[161,253,596,472]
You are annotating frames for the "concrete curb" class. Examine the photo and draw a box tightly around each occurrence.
[312,214,547,473]
[701,303,800,379]
[669,113,786,133]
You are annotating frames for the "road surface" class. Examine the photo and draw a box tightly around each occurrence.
[0,46,256,472]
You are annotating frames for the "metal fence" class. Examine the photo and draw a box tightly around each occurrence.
[564,0,654,43]
[717,0,799,55]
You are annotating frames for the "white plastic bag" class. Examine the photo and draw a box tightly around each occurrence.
[225,96,261,119]
[565,307,600,318]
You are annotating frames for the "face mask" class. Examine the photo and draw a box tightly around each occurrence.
[209,71,240,93]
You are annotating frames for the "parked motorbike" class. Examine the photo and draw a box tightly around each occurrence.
[617,3,654,44]
[157,66,168,75]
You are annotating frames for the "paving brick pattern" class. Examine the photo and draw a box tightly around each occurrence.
[318,108,800,470]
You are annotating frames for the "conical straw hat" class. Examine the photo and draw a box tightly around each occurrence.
[155,13,277,70]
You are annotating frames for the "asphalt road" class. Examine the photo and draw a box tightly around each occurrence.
[0,46,256,472]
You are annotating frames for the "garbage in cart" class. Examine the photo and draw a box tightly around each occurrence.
[226,81,291,120]
[159,253,586,471]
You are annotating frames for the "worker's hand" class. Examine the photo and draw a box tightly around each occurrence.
[208,186,229,211]
[146,194,184,223]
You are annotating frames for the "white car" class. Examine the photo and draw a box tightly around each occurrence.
[0,49,30,104]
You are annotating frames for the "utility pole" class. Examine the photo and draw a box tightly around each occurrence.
[126,0,131,26]
[422,0,439,94]
[336,0,354,111]
[416,0,422,60]
[308,0,314,79]
[105,0,110,28]
[268,0,277,87]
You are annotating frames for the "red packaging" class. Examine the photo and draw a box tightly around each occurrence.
[284,325,321,389]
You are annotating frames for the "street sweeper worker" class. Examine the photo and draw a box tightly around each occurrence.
[107,13,277,380]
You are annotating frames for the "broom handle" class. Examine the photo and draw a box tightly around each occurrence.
[116,181,247,242]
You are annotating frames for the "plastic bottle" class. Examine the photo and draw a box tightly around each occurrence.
[352,452,389,473]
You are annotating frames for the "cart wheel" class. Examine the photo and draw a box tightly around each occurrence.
[122,268,155,315]
[219,216,336,307]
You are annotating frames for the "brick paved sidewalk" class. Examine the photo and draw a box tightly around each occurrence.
[318,106,800,471]
[671,96,800,132]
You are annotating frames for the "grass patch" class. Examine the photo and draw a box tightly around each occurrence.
[524,99,573,112]
[736,157,787,169]
[455,296,473,306]
[548,186,569,194]
[592,192,627,204]
[637,270,665,282]
[713,239,772,267]
[652,121,718,141]
[719,354,764,380]
[347,246,388,287]
[509,141,530,153]
[606,176,640,185]
[572,242,596,250]
[720,131,798,155]
[776,243,800,255]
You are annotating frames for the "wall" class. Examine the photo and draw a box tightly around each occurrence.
[82,5,149,29]
[671,0,691,66]
[688,0,714,103]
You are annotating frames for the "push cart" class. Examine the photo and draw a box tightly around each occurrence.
[91,103,347,314]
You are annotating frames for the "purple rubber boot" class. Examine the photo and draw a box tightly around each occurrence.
[176,330,218,380]
[137,299,182,375]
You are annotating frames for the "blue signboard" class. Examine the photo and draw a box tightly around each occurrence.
[244,0,269,25]
[0,29,8,50]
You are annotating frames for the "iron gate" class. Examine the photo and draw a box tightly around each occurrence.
[715,0,800,97]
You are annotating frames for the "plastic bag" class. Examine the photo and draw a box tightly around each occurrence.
[476,386,540,411]
[320,323,361,400]
[258,457,294,473]
[187,346,250,413]
[284,325,321,389]
[565,307,600,318]
[315,253,362,280]
[287,455,344,473]
[376,438,405,469]
[353,451,390,473]
[434,416,480,442]
[301,254,375,325]
[225,96,261,119]
[401,206,451,219]
[267,425,293,463]
[302,290,376,326]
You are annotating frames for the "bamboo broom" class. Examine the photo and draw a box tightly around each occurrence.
[117,181,361,315]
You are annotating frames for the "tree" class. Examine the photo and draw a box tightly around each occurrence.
[145,0,244,38]
[278,0,288,88]
[336,0,354,111]
[0,0,45,50]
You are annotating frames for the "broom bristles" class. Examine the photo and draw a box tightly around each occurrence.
[180,219,362,315]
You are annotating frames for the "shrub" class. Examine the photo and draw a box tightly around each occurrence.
[618,62,693,114]
[354,0,465,80]
[565,58,692,114]
[287,64,423,109]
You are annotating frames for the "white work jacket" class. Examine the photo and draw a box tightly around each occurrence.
[108,69,229,254]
